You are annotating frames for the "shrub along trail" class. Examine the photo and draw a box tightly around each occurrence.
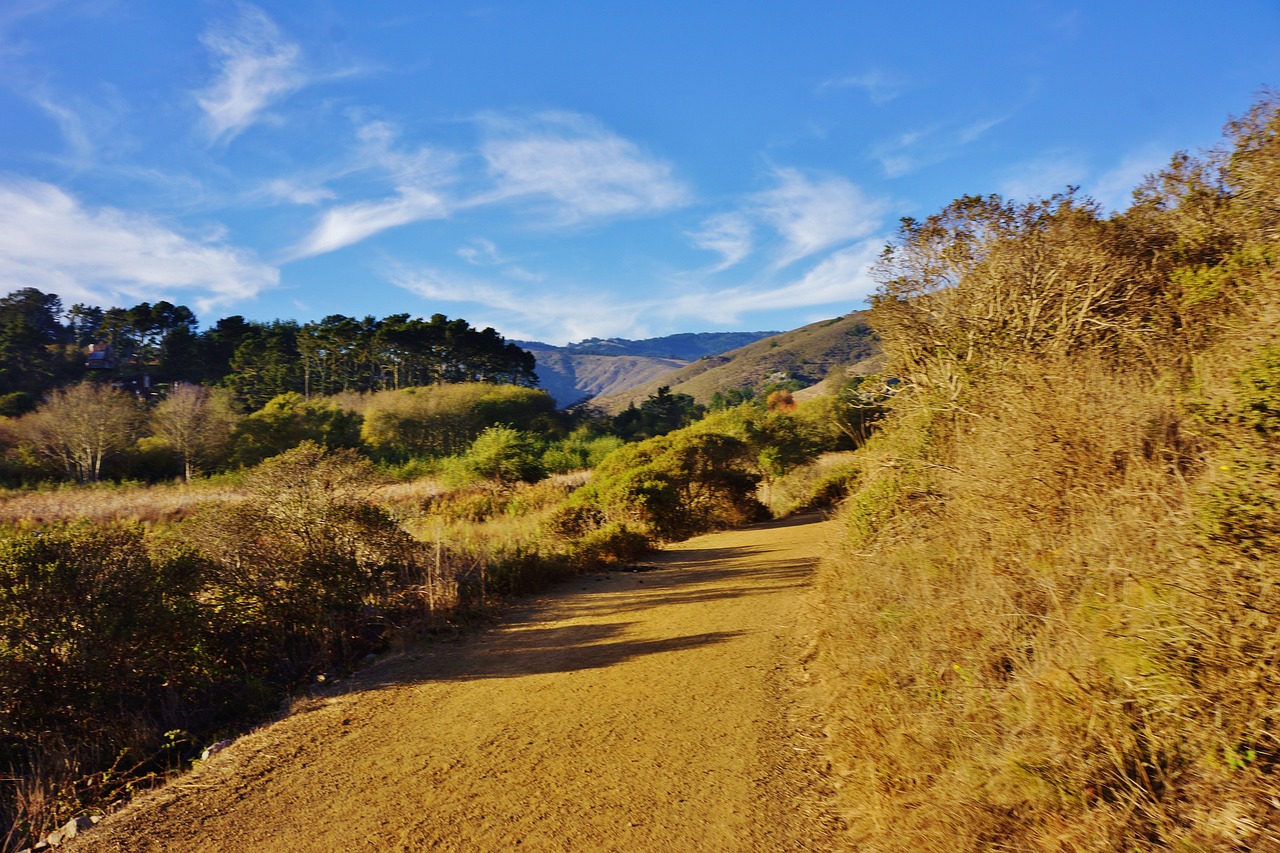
[70,513,842,852]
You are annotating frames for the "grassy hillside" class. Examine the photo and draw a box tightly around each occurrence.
[525,348,687,407]
[812,93,1280,850]
[593,311,881,412]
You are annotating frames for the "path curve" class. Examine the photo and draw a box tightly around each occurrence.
[71,513,841,852]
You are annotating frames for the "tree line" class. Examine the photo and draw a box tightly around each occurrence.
[0,292,537,412]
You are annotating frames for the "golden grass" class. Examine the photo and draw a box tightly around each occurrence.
[813,351,1280,850]
[0,480,244,527]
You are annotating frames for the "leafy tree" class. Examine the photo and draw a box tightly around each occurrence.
[571,430,765,540]
[223,321,302,407]
[465,426,544,483]
[361,383,558,460]
[612,386,704,440]
[0,288,65,395]
[151,384,240,479]
[231,392,361,467]
[16,381,143,481]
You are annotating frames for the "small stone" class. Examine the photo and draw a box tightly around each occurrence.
[201,738,233,760]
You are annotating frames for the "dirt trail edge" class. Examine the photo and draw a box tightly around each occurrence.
[71,513,843,852]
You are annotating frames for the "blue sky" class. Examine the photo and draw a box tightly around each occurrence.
[1,1,1278,344]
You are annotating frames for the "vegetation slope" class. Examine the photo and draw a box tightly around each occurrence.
[812,91,1280,850]
[593,311,881,413]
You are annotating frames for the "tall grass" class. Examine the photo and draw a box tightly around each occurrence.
[811,94,1280,850]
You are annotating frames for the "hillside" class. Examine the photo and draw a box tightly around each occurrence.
[593,311,881,412]
[525,348,687,407]
[520,330,778,407]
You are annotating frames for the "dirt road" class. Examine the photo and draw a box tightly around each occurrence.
[71,513,841,852]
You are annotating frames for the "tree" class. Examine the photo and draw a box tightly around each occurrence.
[465,426,544,483]
[151,384,239,480]
[231,392,362,467]
[17,381,143,481]
[0,288,65,395]
[612,386,704,440]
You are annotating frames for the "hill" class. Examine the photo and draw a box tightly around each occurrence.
[524,331,779,360]
[592,311,881,413]
[523,348,687,407]
[519,331,779,407]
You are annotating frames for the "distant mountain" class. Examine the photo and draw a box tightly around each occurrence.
[514,331,779,361]
[519,331,779,407]
[591,312,882,413]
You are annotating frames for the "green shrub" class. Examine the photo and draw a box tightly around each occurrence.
[578,429,766,541]
[464,425,544,483]
[568,522,653,568]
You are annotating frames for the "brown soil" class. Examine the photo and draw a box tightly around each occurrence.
[69,513,843,852]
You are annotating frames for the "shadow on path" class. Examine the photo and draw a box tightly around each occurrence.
[334,513,827,691]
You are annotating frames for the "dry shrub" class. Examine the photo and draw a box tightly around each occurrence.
[815,352,1280,850]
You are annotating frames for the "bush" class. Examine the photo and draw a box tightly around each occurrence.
[568,522,653,569]
[464,426,544,483]
[574,429,766,541]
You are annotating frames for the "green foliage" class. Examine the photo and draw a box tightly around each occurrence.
[575,429,765,540]
[567,522,652,568]
[0,392,34,418]
[231,392,362,467]
[611,386,704,440]
[361,383,557,461]
[540,429,624,474]
[464,426,544,483]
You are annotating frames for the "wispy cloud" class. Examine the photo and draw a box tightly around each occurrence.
[197,4,306,143]
[670,241,882,324]
[817,70,908,104]
[874,112,1013,178]
[458,237,502,265]
[998,150,1088,201]
[291,189,448,258]
[0,178,278,313]
[387,263,635,344]
[479,112,691,225]
[1088,145,1169,213]
[754,167,886,267]
[289,120,458,258]
[687,213,753,272]
[259,178,336,206]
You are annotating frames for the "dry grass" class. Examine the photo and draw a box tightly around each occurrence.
[0,480,244,527]
[813,349,1280,849]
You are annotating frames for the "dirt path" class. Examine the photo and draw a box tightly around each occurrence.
[71,513,842,852]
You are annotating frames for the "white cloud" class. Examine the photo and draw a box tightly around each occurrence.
[387,263,635,344]
[998,150,1088,201]
[260,178,335,206]
[479,112,690,225]
[817,70,907,104]
[754,168,885,267]
[197,4,306,143]
[1088,146,1168,213]
[0,178,278,313]
[291,189,448,258]
[289,121,459,258]
[874,112,1012,178]
[670,241,881,324]
[458,237,502,265]
[688,213,753,271]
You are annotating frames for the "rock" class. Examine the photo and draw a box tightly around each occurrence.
[52,816,95,843]
[201,738,233,760]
